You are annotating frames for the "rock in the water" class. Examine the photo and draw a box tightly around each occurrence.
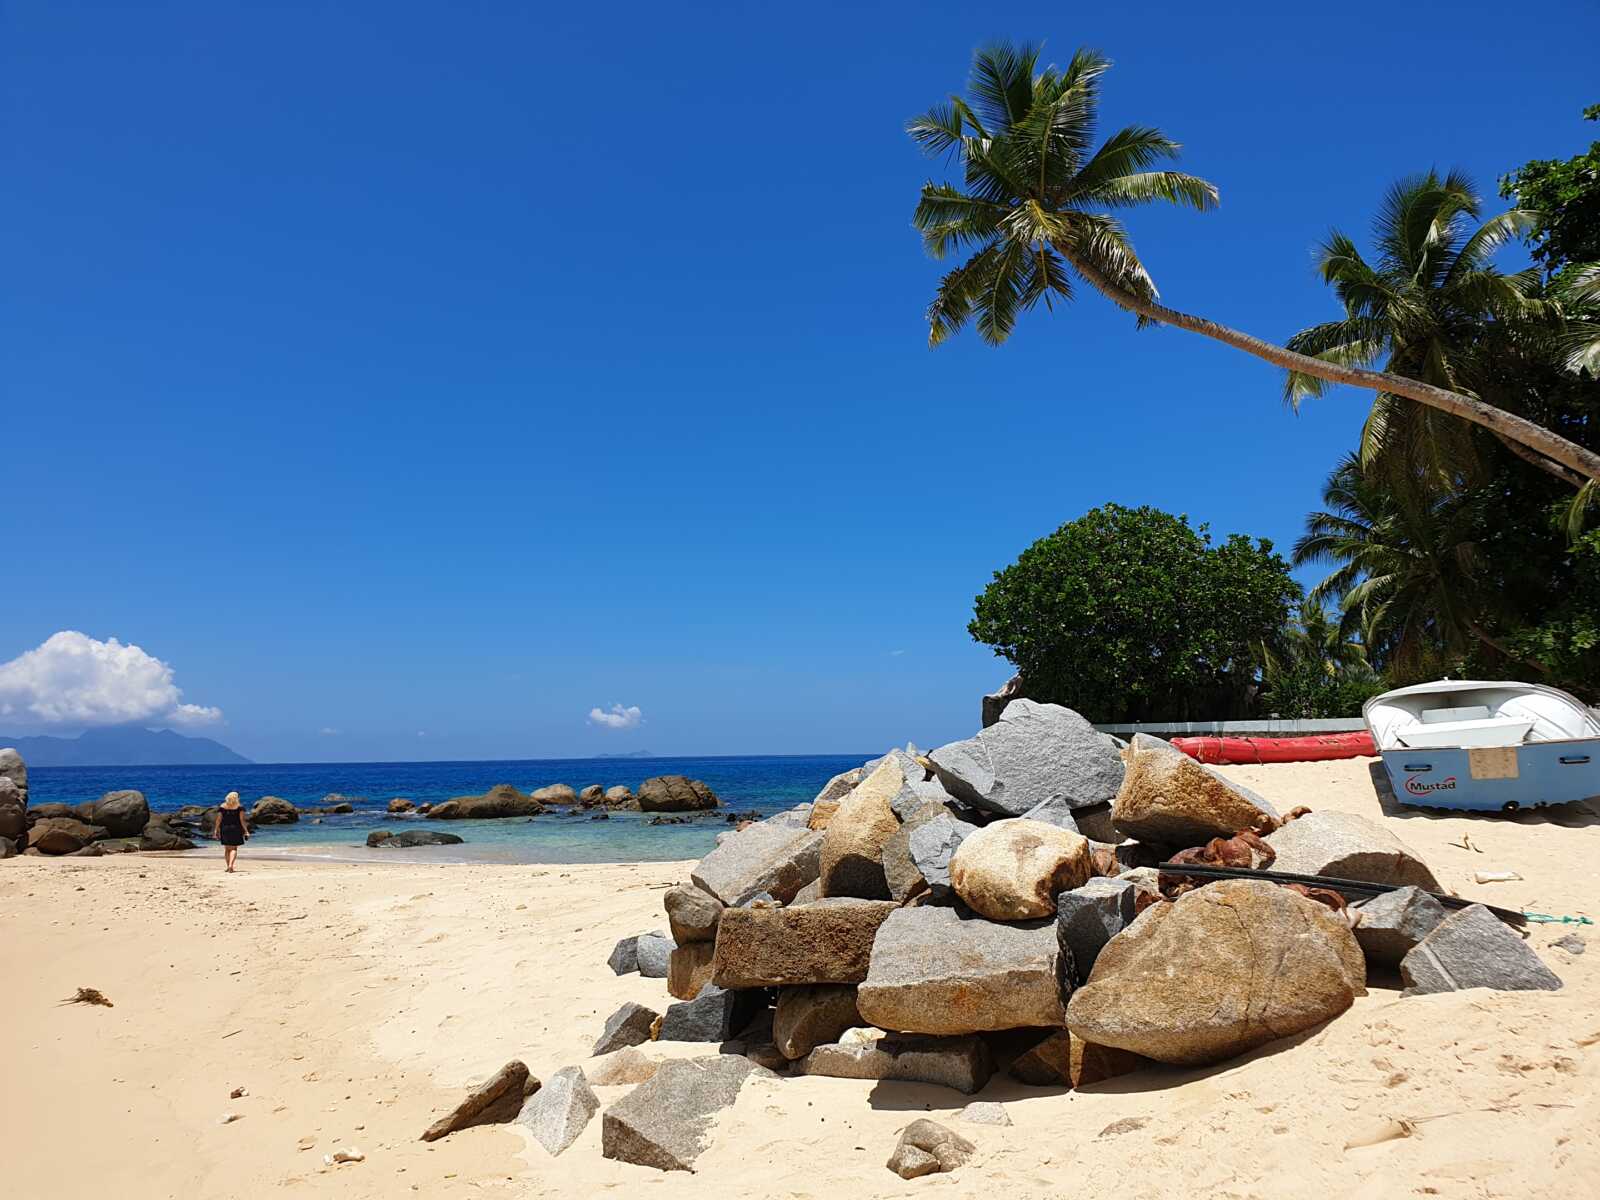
[89,790,149,837]
[664,883,723,945]
[27,816,107,855]
[635,931,675,978]
[886,1119,975,1180]
[657,985,765,1043]
[592,1001,660,1055]
[949,818,1092,920]
[690,816,823,906]
[604,785,637,809]
[857,905,1070,1035]
[1067,879,1365,1066]
[530,783,578,806]
[959,1102,1011,1126]
[818,758,906,899]
[137,822,196,851]
[1111,734,1278,844]
[930,699,1124,816]
[517,1065,598,1157]
[249,796,299,825]
[668,942,717,1001]
[588,1047,659,1086]
[981,672,1026,728]
[1266,810,1441,891]
[426,784,543,820]
[372,829,465,848]
[1400,904,1562,995]
[712,898,897,988]
[1351,886,1448,965]
[799,1035,994,1094]
[578,784,605,805]
[601,1056,765,1172]
[420,1060,536,1141]
[1056,877,1139,982]
[637,775,719,813]
[387,797,414,813]
[773,985,863,1060]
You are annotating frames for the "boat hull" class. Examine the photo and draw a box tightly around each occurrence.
[1381,739,1600,812]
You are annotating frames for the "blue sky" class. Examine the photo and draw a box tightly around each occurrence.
[3,1,1595,762]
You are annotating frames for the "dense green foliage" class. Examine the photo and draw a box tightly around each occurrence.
[968,505,1298,722]
[1499,105,1600,275]
[1257,600,1386,719]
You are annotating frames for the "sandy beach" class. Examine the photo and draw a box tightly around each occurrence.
[4,758,1597,1200]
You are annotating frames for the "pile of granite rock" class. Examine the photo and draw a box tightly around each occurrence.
[417,700,1564,1178]
[0,748,199,856]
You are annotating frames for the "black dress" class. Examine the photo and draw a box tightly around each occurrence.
[219,806,246,846]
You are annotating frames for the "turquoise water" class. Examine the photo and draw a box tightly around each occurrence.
[25,754,863,864]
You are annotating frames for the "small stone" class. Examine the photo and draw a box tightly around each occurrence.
[886,1119,974,1179]
[592,1002,660,1056]
[798,1035,994,1095]
[1553,933,1585,955]
[588,1047,660,1086]
[606,936,640,976]
[517,1065,598,1157]
[635,932,676,979]
[1352,886,1448,966]
[959,1102,1011,1126]
[1400,905,1563,995]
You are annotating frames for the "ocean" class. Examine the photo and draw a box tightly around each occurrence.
[23,754,865,864]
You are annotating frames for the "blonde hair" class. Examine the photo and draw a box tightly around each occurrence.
[222,791,241,809]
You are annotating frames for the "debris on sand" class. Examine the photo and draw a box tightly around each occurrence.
[62,987,113,1007]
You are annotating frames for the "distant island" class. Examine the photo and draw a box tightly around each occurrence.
[0,726,253,767]
[593,750,656,759]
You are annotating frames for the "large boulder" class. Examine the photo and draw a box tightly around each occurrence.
[1352,886,1448,966]
[949,818,1093,920]
[138,822,197,851]
[372,829,464,848]
[427,784,542,820]
[886,1119,975,1180]
[420,1060,536,1141]
[88,790,149,837]
[1056,877,1139,982]
[578,784,605,805]
[1400,904,1562,995]
[601,1056,767,1172]
[28,816,108,855]
[818,758,905,899]
[773,985,863,1059]
[929,699,1124,816]
[604,785,637,809]
[712,899,898,988]
[663,883,723,945]
[1066,879,1365,1066]
[593,1002,660,1056]
[691,816,822,906]
[1266,810,1441,891]
[0,748,26,846]
[517,1065,598,1157]
[856,905,1070,1035]
[637,775,719,813]
[1111,734,1278,845]
[387,797,415,813]
[798,1034,994,1094]
[249,796,300,825]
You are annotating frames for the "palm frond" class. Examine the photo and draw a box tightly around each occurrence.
[967,42,1042,133]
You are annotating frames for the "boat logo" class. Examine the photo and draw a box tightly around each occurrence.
[1405,774,1457,795]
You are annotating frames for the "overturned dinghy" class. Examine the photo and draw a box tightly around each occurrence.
[1365,680,1600,812]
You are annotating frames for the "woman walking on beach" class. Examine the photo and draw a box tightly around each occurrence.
[215,791,248,872]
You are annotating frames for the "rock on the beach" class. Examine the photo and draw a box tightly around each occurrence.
[387,797,415,813]
[88,790,149,837]
[138,822,197,851]
[773,985,863,1060]
[1066,879,1365,1067]
[959,1102,1011,1126]
[593,1001,661,1056]
[818,758,905,900]
[1352,886,1448,965]
[250,796,299,825]
[798,1035,994,1094]
[1069,1033,1152,1087]
[664,883,723,945]
[1400,904,1562,995]
[929,699,1124,816]
[1111,734,1278,845]
[420,1060,536,1141]
[1056,877,1139,982]
[635,932,675,979]
[517,1065,598,1157]
[857,905,1070,1035]
[1266,810,1441,891]
[637,775,719,813]
[886,1119,975,1180]
[602,1055,766,1172]
[712,899,897,988]
[658,985,765,1043]
[0,748,27,847]
[902,811,978,901]
[691,815,823,906]
[588,1047,660,1086]
[607,936,641,976]
[1001,1029,1071,1086]
[668,942,717,1001]
[0,836,15,858]
[27,817,108,855]
[813,767,865,807]
[949,818,1092,920]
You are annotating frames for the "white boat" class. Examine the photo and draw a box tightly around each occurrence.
[1364,679,1600,812]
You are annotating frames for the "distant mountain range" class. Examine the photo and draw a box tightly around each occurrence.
[594,750,656,759]
[0,726,253,767]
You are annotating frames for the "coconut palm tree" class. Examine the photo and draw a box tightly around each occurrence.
[909,43,1600,486]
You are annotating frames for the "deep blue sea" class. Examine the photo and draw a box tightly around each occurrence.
[25,755,865,864]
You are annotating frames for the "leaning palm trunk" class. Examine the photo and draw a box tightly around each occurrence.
[1061,248,1600,487]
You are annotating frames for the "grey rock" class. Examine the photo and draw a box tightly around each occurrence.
[903,812,979,899]
[800,1035,993,1094]
[1019,795,1082,833]
[373,829,464,848]
[880,801,955,903]
[517,1065,598,1156]
[981,672,1026,728]
[1553,933,1586,955]
[90,790,149,837]
[592,1001,660,1055]
[856,905,1070,1035]
[1267,811,1441,891]
[601,1055,767,1172]
[761,804,814,830]
[1073,803,1119,843]
[0,836,15,858]
[664,883,723,945]
[1352,886,1448,966]
[959,1101,1011,1126]
[1056,877,1139,982]
[420,1060,536,1141]
[635,931,676,978]
[929,699,1124,816]
[690,817,824,906]
[792,879,821,904]
[773,984,863,1059]
[1401,905,1562,995]
[657,985,766,1043]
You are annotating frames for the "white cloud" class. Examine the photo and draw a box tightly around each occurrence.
[588,703,643,730]
[0,631,222,729]
[319,727,340,736]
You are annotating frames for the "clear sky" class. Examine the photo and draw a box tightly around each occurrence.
[3,1,1596,762]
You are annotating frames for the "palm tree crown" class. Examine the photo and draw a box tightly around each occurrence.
[910,44,1217,346]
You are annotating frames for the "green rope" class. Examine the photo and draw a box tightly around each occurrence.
[1521,912,1594,925]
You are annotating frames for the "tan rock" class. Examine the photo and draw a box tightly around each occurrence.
[1069,1033,1152,1087]
[818,758,905,899]
[588,1047,659,1086]
[667,942,716,1001]
[807,800,841,830]
[712,899,897,988]
[1112,735,1279,845]
[886,1119,974,1179]
[949,818,1093,920]
[1066,879,1365,1067]
[773,985,863,1059]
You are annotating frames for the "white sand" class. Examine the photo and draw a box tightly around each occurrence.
[3,758,1596,1198]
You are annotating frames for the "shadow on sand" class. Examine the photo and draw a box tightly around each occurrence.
[1367,761,1600,829]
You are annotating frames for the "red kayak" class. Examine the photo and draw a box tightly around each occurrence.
[1171,731,1376,765]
